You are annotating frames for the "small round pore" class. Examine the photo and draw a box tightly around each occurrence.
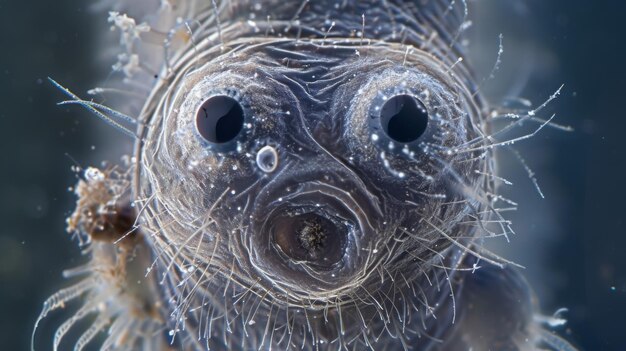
[256,145,278,173]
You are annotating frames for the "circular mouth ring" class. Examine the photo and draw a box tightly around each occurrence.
[247,181,380,293]
[266,182,378,254]
[264,203,354,270]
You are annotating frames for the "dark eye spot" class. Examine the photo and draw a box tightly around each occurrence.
[380,95,428,143]
[195,95,244,144]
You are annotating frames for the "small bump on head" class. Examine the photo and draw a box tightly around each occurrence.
[256,145,278,173]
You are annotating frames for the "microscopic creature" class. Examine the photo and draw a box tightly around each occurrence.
[33,0,578,350]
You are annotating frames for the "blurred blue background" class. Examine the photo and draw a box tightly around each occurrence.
[0,0,623,350]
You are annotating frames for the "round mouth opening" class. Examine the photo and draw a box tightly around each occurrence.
[270,207,351,269]
[248,176,382,292]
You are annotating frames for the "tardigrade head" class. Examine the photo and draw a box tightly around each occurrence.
[32,1,578,350]
[134,34,491,349]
